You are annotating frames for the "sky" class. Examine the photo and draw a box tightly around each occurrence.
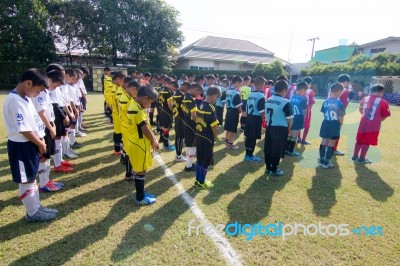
[165,0,400,63]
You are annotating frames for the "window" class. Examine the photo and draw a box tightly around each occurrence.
[370,48,386,54]
[190,66,198,70]
[189,66,214,70]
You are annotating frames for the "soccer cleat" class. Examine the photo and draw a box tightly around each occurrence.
[39,181,61,192]
[357,158,372,164]
[286,151,300,157]
[334,150,345,156]
[71,142,83,149]
[184,165,196,172]
[136,196,157,206]
[226,144,239,150]
[351,156,358,162]
[301,141,311,145]
[75,132,87,137]
[25,209,57,222]
[144,192,156,198]
[270,170,284,176]
[244,155,261,162]
[61,160,75,167]
[39,205,58,214]
[53,164,74,172]
[265,169,271,175]
[175,155,187,162]
[63,152,78,159]
[162,145,176,151]
[49,180,64,188]
[194,180,214,189]
[125,174,134,181]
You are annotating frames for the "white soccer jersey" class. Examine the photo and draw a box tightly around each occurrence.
[49,86,64,106]
[77,79,87,95]
[72,84,82,105]
[59,84,73,106]
[3,91,45,142]
[32,90,55,122]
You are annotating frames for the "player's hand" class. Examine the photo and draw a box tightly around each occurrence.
[50,126,56,139]
[151,141,160,152]
[64,116,70,125]
[38,141,46,154]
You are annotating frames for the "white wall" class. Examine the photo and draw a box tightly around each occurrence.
[188,59,215,68]
[362,40,400,56]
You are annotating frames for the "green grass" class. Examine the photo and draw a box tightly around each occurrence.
[0,92,399,265]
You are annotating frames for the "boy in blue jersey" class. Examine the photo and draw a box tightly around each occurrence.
[215,79,228,126]
[244,76,266,162]
[264,79,293,176]
[203,75,215,97]
[224,76,243,149]
[318,83,345,168]
[286,81,308,156]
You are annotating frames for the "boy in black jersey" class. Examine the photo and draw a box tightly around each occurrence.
[158,77,176,150]
[173,81,190,162]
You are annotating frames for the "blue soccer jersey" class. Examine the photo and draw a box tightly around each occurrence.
[215,86,226,107]
[246,91,265,116]
[290,94,307,118]
[226,88,241,109]
[265,94,293,127]
[320,98,346,121]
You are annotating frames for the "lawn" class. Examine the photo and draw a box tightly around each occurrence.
[0,92,399,265]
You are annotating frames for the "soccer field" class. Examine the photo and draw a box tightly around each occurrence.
[0,92,399,265]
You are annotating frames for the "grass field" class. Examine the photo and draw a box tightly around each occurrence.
[0,92,399,265]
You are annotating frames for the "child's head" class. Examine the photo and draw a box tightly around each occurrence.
[266,80,274,88]
[65,68,78,85]
[329,82,344,98]
[337,74,351,88]
[123,76,134,89]
[303,76,313,87]
[243,76,251,86]
[46,63,65,74]
[75,68,84,79]
[104,67,111,75]
[370,84,385,96]
[206,75,215,85]
[187,73,195,83]
[112,71,126,87]
[196,75,205,84]
[168,80,179,91]
[19,68,49,97]
[47,70,65,90]
[127,80,140,98]
[274,79,289,96]
[143,72,152,81]
[136,85,159,108]
[231,76,243,89]
[205,86,221,104]
[189,83,204,97]
[163,77,172,86]
[254,76,266,90]
[180,81,191,93]
[296,81,308,96]
[220,79,229,88]
[276,75,288,82]
[80,67,90,77]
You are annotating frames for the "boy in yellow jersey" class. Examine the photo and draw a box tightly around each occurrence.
[240,76,252,132]
[111,71,126,154]
[103,67,112,120]
[126,85,160,205]
[120,80,140,180]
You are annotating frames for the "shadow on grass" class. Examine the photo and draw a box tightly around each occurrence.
[355,164,394,201]
[307,157,342,217]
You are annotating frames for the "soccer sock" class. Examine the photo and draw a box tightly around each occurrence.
[19,183,39,217]
[326,147,334,162]
[113,133,122,152]
[126,155,133,177]
[271,156,280,173]
[149,112,154,124]
[77,113,83,131]
[360,144,370,160]
[353,142,362,158]
[200,167,208,183]
[302,128,310,142]
[186,147,195,167]
[319,145,326,160]
[195,163,201,182]
[68,128,76,145]
[54,139,62,167]
[163,129,170,147]
[134,175,145,201]
[62,137,69,155]
[297,131,302,141]
[175,137,183,157]
[46,160,52,180]
[38,162,49,187]
[159,128,164,142]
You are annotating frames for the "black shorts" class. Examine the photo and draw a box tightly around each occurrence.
[292,115,305,131]
[264,126,288,158]
[160,109,173,128]
[242,100,248,112]
[224,108,239,133]
[244,115,262,139]
[43,127,56,159]
[150,101,157,109]
[53,106,67,137]
[175,116,185,138]
[216,106,224,125]
[184,118,196,147]
[7,140,40,183]
[319,120,341,140]
[196,137,214,168]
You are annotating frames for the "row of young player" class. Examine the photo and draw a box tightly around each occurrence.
[4,65,90,222]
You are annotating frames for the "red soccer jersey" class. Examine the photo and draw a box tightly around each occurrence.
[305,89,315,105]
[340,89,350,109]
[285,85,296,100]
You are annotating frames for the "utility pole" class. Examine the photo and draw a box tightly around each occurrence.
[308,37,319,59]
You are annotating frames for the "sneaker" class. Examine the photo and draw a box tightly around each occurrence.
[63,153,78,159]
[61,160,75,167]
[75,132,87,137]
[144,192,156,198]
[25,209,57,222]
[125,174,134,181]
[136,196,157,206]
[244,155,261,162]
[270,170,284,176]
[71,142,83,149]
[53,164,74,172]
[69,149,80,156]
[49,180,64,188]
[162,145,176,151]
[39,205,58,214]
[175,155,187,162]
[357,158,372,164]
[320,162,335,169]
[194,180,214,189]
[265,169,271,175]
[184,165,196,172]
[301,141,311,145]
[334,150,345,156]
[286,151,300,157]
[351,156,358,162]
[39,181,61,192]
[226,144,239,150]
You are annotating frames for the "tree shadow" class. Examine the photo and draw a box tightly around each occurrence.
[355,164,394,202]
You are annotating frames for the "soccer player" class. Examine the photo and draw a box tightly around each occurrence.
[4,69,58,221]
[126,85,160,205]
[159,77,176,151]
[298,76,315,145]
[182,83,203,171]
[262,80,275,129]
[244,76,266,162]
[195,86,221,189]
[352,84,391,164]
[224,76,243,149]
[111,71,126,154]
[173,81,190,162]
[240,76,252,132]
[318,83,345,168]
[286,81,308,156]
[215,79,228,126]
[264,79,293,176]
[103,67,113,121]
[203,75,215,97]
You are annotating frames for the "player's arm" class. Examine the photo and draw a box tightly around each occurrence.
[70,101,79,118]
[190,107,197,122]
[257,97,266,119]
[284,102,294,130]
[21,131,46,154]
[141,122,160,151]
[233,94,242,113]
[38,110,56,139]
[167,96,173,110]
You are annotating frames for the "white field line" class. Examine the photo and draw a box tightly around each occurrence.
[154,155,243,266]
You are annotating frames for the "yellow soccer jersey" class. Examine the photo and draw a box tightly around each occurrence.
[127,100,149,140]
[113,86,124,116]
[119,92,132,129]
[104,76,113,105]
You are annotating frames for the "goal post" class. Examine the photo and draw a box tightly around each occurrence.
[372,76,400,105]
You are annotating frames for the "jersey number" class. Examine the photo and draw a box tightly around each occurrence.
[248,104,254,115]
[267,108,273,126]
[324,110,338,121]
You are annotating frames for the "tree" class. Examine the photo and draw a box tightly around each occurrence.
[252,60,288,79]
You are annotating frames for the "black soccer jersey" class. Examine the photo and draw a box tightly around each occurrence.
[173,89,185,119]
[158,87,173,112]
[182,93,197,122]
[196,101,218,143]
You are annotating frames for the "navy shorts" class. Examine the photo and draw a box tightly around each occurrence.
[319,120,341,140]
[7,140,40,183]
[292,115,305,131]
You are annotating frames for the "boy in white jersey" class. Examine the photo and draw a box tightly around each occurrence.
[4,69,58,222]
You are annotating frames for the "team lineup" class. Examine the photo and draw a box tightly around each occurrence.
[3,65,391,221]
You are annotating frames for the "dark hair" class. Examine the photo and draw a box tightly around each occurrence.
[337,74,351,83]
[187,73,195,78]
[296,81,308,90]
[190,83,204,92]
[21,68,49,88]
[303,76,313,84]
[244,76,251,81]
[127,80,140,89]
[254,76,266,86]
[231,75,243,84]
[170,75,177,80]
[169,80,179,89]
[75,68,83,76]
[112,71,125,81]
[180,81,191,89]
[276,75,288,82]
[143,72,152,78]
[47,70,64,84]
[124,76,133,84]
[267,80,274,86]
[330,82,344,93]
[196,75,205,82]
[274,80,289,93]
[46,63,64,73]
[131,70,138,74]
[65,68,78,78]
[137,85,158,99]
[206,86,221,97]
[104,67,111,72]
[164,77,172,83]
[80,67,90,75]
[370,84,384,93]
[206,74,215,80]
[221,79,229,85]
